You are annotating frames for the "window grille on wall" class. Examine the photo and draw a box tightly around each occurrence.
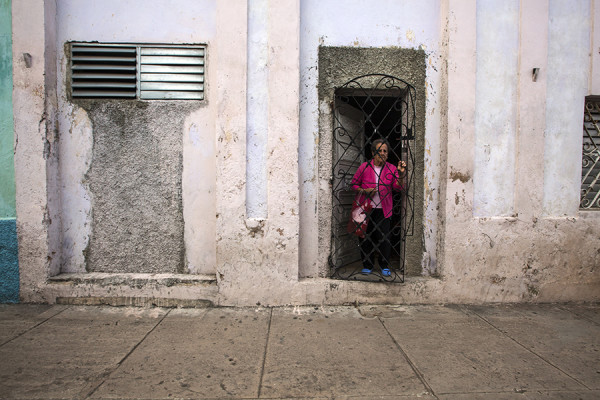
[70,43,205,100]
[581,95,600,209]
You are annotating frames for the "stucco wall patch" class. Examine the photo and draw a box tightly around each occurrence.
[75,101,199,274]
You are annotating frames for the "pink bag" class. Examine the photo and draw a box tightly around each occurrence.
[347,199,372,238]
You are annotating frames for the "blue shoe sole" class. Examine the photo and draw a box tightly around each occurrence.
[381,268,391,277]
[361,268,372,275]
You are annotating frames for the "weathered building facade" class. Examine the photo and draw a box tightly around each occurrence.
[10,0,600,306]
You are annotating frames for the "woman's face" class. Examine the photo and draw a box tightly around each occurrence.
[374,143,388,165]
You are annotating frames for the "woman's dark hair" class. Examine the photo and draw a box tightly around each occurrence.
[371,138,389,153]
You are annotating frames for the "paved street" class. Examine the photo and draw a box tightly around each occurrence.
[0,303,598,399]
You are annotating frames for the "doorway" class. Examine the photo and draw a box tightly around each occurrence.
[330,75,416,283]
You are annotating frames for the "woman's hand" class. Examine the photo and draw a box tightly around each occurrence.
[397,161,407,174]
[361,188,377,197]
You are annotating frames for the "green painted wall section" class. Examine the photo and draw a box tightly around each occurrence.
[0,0,17,303]
[0,0,14,219]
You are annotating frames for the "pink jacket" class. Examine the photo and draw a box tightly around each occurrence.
[351,161,404,218]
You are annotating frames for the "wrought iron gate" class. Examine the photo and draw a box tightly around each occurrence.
[581,96,600,209]
[330,74,416,283]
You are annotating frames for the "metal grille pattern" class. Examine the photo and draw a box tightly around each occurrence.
[330,75,416,283]
[71,44,137,98]
[581,96,600,209]
[140,47,205,100]
[71,43,205,100]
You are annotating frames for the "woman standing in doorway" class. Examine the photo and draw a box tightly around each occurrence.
[350,139,406,276]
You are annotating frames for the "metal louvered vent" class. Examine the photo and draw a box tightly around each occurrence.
[140,47,204,100]
[70,43,205,100]
[71,44,137,98]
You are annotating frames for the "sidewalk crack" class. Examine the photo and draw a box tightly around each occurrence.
[557,304,600,327]
[257,307,273,398]
[82,308,173,399]
[465,306,592,391]
[0,306,70,348]
[378,317,438,399]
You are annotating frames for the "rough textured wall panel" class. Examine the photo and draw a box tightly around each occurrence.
[78,101,197,274]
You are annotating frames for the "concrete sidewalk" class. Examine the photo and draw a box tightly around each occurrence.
[0,303,598,400]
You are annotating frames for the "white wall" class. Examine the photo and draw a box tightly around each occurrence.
[299,0,443,277]
[543,0,590,216]
[473,0,519,217]
[246,0,269,219]
[55,0,217,274]
[440,0,600,303]
[593,0,600,94]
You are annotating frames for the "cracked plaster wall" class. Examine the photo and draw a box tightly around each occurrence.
[54,0,217,275]
[439,0,600,303]
[213,0,303,306]
[13,0,60,301]
[299,0,443,278]
[14,0,600,305]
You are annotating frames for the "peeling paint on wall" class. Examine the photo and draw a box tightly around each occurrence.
[74,101,199,274]
[12,0,600,306]
[58,105,93,273]
[299,1,442,278]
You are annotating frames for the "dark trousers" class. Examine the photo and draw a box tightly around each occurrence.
[359,208,391,270]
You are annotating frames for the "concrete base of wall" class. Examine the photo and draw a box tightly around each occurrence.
[0,219,19,303]
[17,271,600,307]
[35,273,219,306]
[55,296,214,308]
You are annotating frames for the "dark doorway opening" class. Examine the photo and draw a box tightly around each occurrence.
[330,75,416,283]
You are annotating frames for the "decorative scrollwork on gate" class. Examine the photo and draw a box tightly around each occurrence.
[581,96,600,210]
[329,74,416,283]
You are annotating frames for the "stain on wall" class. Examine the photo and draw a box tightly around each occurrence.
[318,46,426,276]
[449,167,470,183]
[75,101,199,274]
